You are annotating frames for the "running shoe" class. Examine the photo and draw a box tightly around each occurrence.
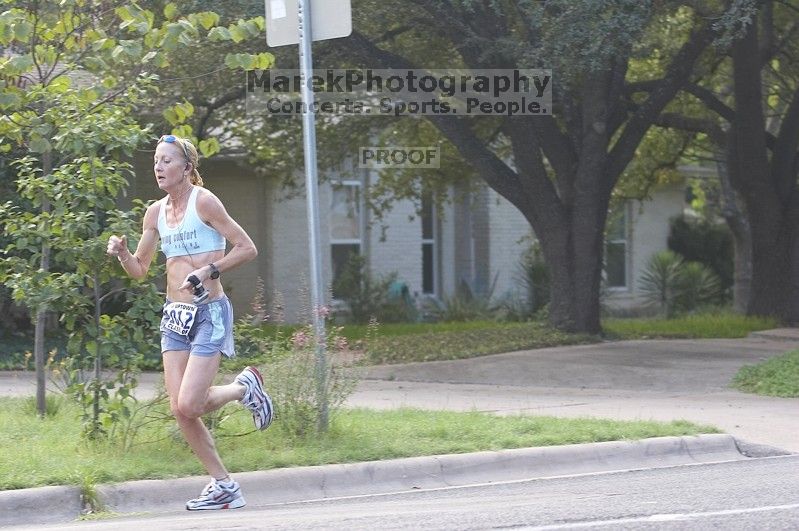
[185,479,246,511]
[235,366,274,430]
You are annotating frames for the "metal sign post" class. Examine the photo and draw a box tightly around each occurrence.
[297,0,328,431]
[265,0,351,431]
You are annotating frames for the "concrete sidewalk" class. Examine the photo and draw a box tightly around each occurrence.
[358,333,799,453]
[1,331,797,526]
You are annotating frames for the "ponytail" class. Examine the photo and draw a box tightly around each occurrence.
[190,168,204,187]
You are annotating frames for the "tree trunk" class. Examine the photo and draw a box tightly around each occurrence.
[747,214,794,319]
[536,189,608,335]
[34,151,52,417]
[715,153,751,312]
[791,219,799,325]
[730,12,799,323]
[541,228,604,334]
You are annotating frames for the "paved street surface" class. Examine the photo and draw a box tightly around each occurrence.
[14,454,799,530]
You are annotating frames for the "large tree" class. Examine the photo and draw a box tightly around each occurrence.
[729,0,799,323]
[324,1,741,333]
[653,0,799,322]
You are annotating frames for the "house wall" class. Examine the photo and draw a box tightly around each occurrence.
[604,182,685,312]
[367,193,423,295]
[270,183,314,323]
[486,187,534,300]
[127,151,687,322]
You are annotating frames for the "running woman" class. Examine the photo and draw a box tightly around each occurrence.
[107,134,273,511]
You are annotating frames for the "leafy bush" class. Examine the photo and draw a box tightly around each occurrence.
[668,216,733,296]
[674,261,723,311]
[332,254,416,324]
[429,275,499,322]
[638,250,723,317]
[259,325,358,438]
[518,242,550,315]
[638,250,684,316]
[234,283,360,437]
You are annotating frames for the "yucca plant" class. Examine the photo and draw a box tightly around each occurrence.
[638,250,684,317]
[675,261,723,313]
[639,251,725,317]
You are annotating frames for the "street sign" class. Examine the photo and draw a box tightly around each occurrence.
[265,0,352,47]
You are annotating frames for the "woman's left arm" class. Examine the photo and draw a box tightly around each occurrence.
[180,191,257,289]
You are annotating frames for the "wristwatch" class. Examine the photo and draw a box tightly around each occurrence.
[208,263,220,280]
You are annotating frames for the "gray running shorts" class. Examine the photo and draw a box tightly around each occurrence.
[160,296,236,358]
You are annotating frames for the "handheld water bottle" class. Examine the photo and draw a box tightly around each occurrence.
[187,275,209,305]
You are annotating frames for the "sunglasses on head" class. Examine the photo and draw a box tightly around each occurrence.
[159,134,190,161]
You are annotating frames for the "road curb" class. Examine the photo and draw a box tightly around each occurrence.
[1,434,748,526]
[0,485,82,526]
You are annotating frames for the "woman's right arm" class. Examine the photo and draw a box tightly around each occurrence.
[108,202,160,280]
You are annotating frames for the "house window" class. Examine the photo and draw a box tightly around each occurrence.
[421,192,437,295]
[605,206,628,288]
[330,181,362,297]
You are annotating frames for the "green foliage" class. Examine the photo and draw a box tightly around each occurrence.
[603,312,778,339]
[638,250,684,317]
[638,250,723,317]
[0,0,273,437]
[426,274,500,322]
[22,394,63,418]
[264,338,358,439]
[365,322,595,364]
[0,397,716,491]
[518,241,550,316]
[233,283,360,437]
[668,216,733,295]
[733,350,799,398]
[332,254,416,324]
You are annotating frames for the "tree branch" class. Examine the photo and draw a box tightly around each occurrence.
[656,112,725,144]
[194,87,245,140]
[606,21,718,191]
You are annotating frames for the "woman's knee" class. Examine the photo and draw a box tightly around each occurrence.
[176,395,205,419]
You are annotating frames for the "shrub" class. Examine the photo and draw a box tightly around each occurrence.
[429,274,499,322]
[674,261,723,312]
[638,250,724,317]
[264,325,358,438]
[332,254,416,324]
[638,250,684,317]
[668,216,733,297]
[518,242,550,315]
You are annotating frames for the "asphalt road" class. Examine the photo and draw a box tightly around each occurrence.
[15,455,799,530]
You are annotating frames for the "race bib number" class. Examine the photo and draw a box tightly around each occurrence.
[162,302,198,336]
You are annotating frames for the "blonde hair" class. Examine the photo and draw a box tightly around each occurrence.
[158,135,204,187]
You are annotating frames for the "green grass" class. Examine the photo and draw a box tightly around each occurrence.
[363,321,596,364]
[732,349,799,397]
[2,312,781,370]
[603,313,778,340]
[0,396,716,491]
